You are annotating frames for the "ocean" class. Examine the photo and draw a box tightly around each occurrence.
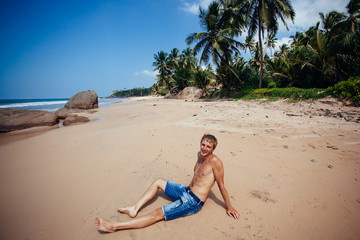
[0,98,125,112]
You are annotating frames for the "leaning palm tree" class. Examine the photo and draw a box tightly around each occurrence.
[244,0,295,88]
[186,1,244,84]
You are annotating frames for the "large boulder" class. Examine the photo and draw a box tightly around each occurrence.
[65,90,98,109]
[0,108,59,132]
[177,87,203,99]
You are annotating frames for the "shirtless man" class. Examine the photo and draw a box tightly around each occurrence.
[94,134,239,232]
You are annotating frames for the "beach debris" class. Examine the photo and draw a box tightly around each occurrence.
[65,90,98,109]
[0,108,59,132]
[286,113,301,117]
[328,165,334,169]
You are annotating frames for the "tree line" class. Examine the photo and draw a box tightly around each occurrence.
[151,0,359,99]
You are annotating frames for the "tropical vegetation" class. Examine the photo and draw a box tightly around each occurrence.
[111,87,151,97]
[148,0,359,104]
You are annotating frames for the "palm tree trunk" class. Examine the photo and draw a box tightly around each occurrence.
[263,31,269,59]
[258,15,264,89]
[215,51,242,84]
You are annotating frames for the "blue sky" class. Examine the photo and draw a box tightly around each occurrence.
[0,0,348,99]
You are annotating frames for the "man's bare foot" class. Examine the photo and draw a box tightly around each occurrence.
[118,206,137,218]
[94,218,116,233]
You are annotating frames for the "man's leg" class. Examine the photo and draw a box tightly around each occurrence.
[94,208,164,232]
[118,178,166,217]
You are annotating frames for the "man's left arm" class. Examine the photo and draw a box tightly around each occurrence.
[212,157,240,220]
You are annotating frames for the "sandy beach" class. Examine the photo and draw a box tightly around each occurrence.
[0,96,359,240]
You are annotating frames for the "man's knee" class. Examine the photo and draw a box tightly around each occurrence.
[152,208,164,221]
[154,178,166,191]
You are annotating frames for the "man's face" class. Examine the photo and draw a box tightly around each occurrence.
[200,139,214,157]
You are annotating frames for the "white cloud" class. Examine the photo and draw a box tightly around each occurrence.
[278,0,348,36]
[180,0,213,15]
[134,70,158,77]
[274,37,292,51]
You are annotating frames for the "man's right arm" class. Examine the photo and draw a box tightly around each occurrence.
[211,157,240,220]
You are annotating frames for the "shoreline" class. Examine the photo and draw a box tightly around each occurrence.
[1,96,358,146]
[0,97,128,146]
[0,96,359,239]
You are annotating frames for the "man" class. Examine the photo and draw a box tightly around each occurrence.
[94,134,239,232]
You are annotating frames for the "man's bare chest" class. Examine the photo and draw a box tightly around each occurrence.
[194,162,213,177]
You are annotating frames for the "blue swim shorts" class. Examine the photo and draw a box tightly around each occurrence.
[162,180,205,221]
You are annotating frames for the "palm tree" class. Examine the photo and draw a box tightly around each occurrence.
[264,32,278,57]
[179,47,198,72]
[193,69,212,96]
[328,0,360,80]
[244,35,256,54]
[152,51,171,89]
[274,43,290,57]
[292,29,337,86]
[167,48,180,71]
[244,0,295,88]
[186,1,244,84]
[330,0,359,37]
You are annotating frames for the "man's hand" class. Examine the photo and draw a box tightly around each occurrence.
[227,206,240,220]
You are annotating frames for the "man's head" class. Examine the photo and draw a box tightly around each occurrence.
[200,134,218,150]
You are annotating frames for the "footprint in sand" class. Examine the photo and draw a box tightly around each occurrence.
[327,145,339,150]
[308,144,316,149]
[250,190,277,203]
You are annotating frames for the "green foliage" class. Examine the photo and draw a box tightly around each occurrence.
[255,88,328,100]
[213,87,328,100]
[267,81,277,88]
[111,88,151,97]
[328,76,360,104]
[158,87,169,96]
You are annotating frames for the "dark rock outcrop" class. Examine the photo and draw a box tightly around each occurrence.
[65,90,98,109]
[55,108,83,119]
[0,108,59,132]
[177,87,203,99]
[62,115,90,126]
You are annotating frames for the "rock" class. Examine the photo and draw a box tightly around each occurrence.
[164,94,177,99]
[177,87,203,99]
[55,108,83,119]
[0,108,58,132]
[65,90,98,109]
[63,115,90,126]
